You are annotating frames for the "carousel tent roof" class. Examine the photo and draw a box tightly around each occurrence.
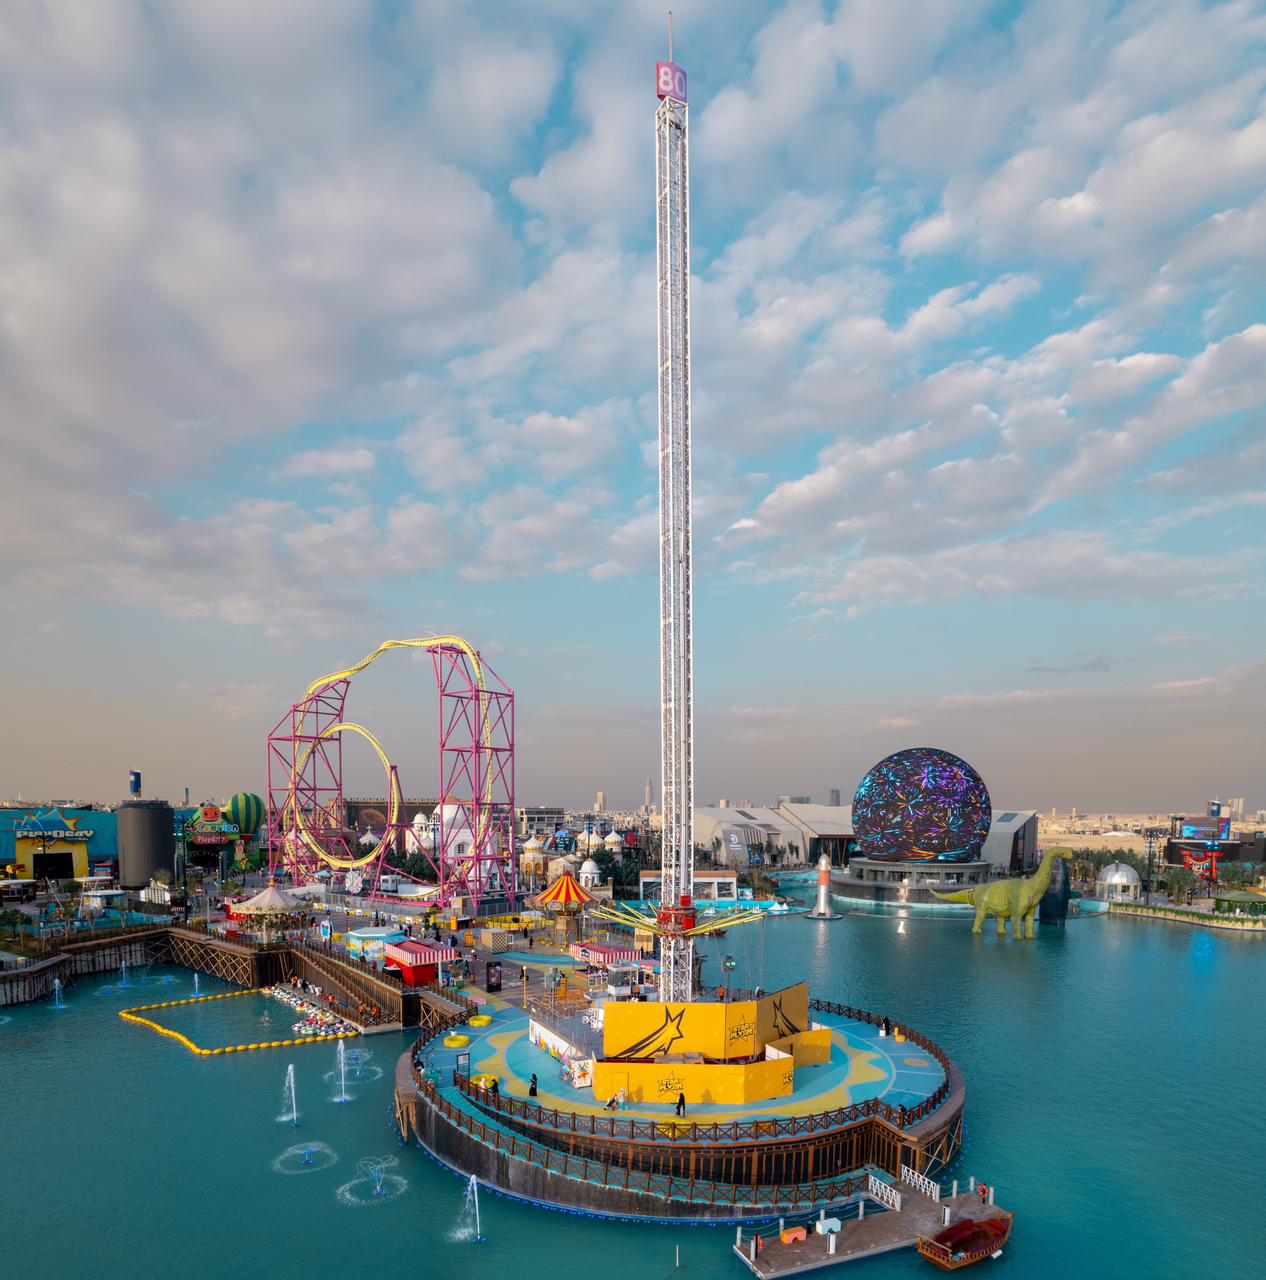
[234,884,303,914]
[533,870,594,910]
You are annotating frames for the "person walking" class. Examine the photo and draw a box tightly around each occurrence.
[675,1092,686,1118]
[528,1073,538,1098]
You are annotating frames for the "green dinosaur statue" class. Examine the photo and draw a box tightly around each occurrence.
[929,847,1071,938]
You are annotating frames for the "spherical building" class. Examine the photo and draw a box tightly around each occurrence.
[1096,862,1141,902]
[852,747,991,862]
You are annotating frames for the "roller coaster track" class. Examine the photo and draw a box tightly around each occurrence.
[269,635,515,909]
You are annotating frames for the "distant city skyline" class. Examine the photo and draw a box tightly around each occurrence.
[2,3,1264,812]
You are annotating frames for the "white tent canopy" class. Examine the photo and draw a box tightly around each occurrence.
[234,885,303,915]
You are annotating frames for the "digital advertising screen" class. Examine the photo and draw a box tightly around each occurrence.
[1180,817,1231,842]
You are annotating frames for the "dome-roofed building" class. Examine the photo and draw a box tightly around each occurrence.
[603,829,624,851]
[404,812,436,854]
[548,852,579,883]
[519,835,547,886]
[1096,862,1141,902]
[578,857,602,889]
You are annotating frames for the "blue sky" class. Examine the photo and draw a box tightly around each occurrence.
[2,0,1265,812]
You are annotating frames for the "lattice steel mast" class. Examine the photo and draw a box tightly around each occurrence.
[654,54,695,1002]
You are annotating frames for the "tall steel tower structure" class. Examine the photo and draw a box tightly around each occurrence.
[654,54,695,1002]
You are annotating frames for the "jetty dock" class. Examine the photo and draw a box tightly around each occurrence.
[733,1169,1010,1275]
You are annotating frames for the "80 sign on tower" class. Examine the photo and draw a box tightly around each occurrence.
[656,61,687,104]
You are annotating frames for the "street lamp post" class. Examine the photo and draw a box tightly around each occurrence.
[1142,827,1165,906]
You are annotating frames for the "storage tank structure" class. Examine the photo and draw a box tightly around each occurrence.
[118,800,175,888]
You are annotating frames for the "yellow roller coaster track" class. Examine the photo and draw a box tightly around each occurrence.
[286,637,498,887]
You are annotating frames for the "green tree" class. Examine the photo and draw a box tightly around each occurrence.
[0,908,27,939]
[396,852,436,883]
[1165,866,1196,905]
[1218,861,1246,888]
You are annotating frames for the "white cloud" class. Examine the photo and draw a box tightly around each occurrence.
[1150,675,1223,695]
[802,530,1247,612]
[935,689,1054,708]
[428,41,560,164]
[280,446,376,479]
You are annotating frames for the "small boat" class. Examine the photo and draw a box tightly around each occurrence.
[917,1214,1013,1270]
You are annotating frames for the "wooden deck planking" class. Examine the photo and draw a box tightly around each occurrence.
[733,1191,1007,1276]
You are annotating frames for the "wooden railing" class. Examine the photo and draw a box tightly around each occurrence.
[175,921,292,954]
[412,1061,870,1207]
[291,945,401,1024]
[808,998,954,1126]
[36,922,171,958]
[420,981,479,1017]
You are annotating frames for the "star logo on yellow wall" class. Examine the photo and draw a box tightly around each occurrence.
[613,1007,687,1059]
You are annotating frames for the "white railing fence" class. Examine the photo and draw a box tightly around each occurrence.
[900,1163,941,1201]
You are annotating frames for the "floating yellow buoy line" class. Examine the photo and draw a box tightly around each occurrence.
[118,989,358,1056]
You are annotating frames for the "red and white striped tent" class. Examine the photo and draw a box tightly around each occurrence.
[570,942,639,967]
[385,939,460,967]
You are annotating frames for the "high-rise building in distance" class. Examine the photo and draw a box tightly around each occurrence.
[828,788,841,807]
[595,790,606,813]
[643,778,654,813]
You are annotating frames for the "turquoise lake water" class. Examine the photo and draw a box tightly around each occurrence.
[4,909,1263,1280]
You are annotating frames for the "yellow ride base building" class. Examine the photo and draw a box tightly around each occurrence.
[592,982,832,1106]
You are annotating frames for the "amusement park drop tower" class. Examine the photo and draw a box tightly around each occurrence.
[655,49,695,1004]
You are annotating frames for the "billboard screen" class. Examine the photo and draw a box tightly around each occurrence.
[1180,817,1230,842]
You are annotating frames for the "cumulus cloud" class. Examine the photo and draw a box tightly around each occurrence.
[3,0,1266,809]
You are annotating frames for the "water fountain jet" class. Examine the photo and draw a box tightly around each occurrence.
[333,1040,351,1103]
[279,1063,299,1126]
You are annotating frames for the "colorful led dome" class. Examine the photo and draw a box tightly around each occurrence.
[852,747,991,862]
